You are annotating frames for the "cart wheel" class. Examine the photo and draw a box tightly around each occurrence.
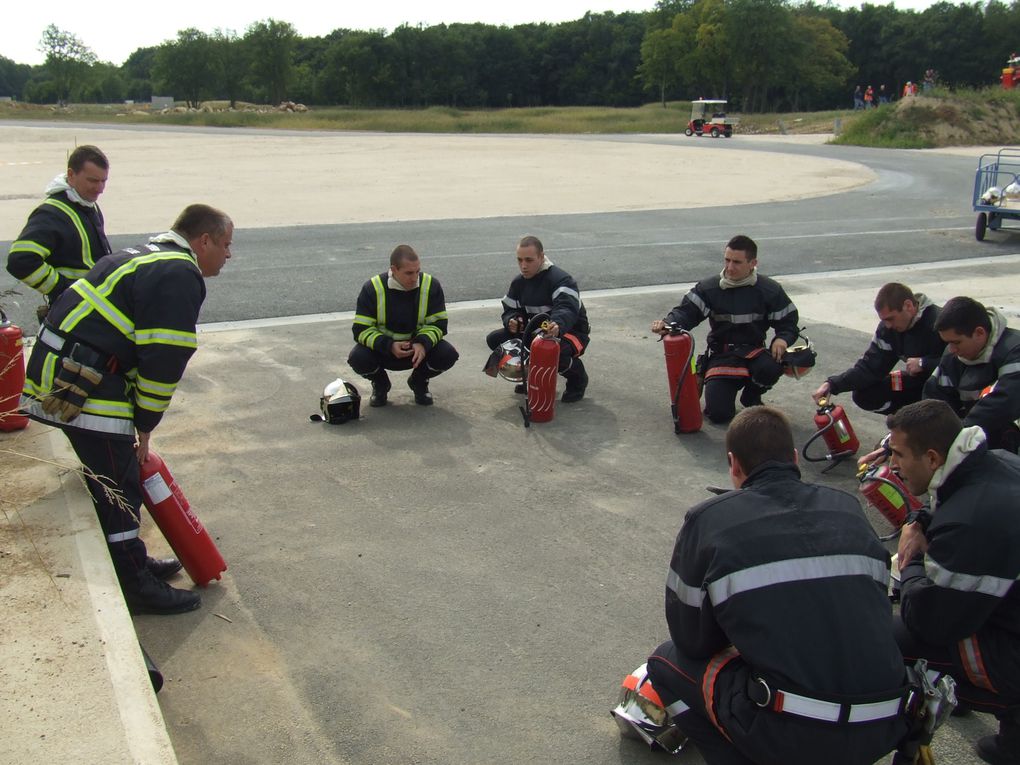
[976,212,987,242]
[684,128,693,137]
[724,129,733,137]
[711,127,720,138]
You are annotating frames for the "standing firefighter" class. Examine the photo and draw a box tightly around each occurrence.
[6,145,113,315]
[20,204,233,615]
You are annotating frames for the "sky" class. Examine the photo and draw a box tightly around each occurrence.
[4,0,943,68]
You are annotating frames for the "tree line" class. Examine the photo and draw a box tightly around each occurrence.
[1,1,1019,113]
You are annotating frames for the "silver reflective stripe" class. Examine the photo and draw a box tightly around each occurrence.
[712,312,764,324]
[960,389,981,401]
[924,555,1017,598]
[707,554,888,605]
[874,337,893,351]
[552,285,580,303]
[501,295,520,309]
[38,326,64,351]
[936,372,952,385]
[524,305,553,314]
[686,291,709,316]
[107,529,139,542]
[665,699,690,717]
[768,303,796,321]
[666,567,706,608]
[19,396,135,437]
[998,362,1020,377]
[774,688,902,723]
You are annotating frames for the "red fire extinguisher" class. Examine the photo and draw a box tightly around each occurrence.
[662,327,702,434]
[0,309,29,432]
[526,333,559,425]
[803,398,860,468]
[139,450,226,587]
[859,463,923,529]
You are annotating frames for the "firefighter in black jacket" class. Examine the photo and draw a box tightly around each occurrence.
[20,204,233,615]
[813,283,944,415]
[349,244,459,407]
[924,296,1020,452]
[485,235,590,402]
[644,407,909,764]
[888,399,1020,764]
[651,235,799,424]
[6,145,113,312]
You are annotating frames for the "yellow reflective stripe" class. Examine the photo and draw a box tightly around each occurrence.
[24,264,59,292]
[42,198,92,266]
[378,328,413,340]
[418,326,442,342]
[371,275,387,327]
[353,314,377,326]
[135,374,177,397]
[56,267,89,278]
[135,328,197,349]
[82,398,133,417]
[424,311,447,323]
[418,274,432,326]
[135,393,170,413]
[69,281,134,338]
[11,240,50,257]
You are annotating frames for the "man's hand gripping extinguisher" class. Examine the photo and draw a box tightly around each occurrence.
[858,458,923,541]
[802,397,860,472]
[519,313,559,427]
[0,309,29,432]
[659,323,702,434]
[139,450,227,587]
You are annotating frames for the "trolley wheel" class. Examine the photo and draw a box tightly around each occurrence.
[724,129,733,137]
[976,212,987,241]
[711,127,720,138]
[684,127,693,137]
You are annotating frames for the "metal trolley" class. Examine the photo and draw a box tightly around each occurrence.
[973,147,1020,241]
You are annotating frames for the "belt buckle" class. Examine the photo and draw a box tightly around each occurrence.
[752,677,772,708]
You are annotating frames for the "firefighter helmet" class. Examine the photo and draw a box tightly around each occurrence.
[782,334,817,379]
[495,339,525,382]
[610,663,687,754]
[317,377,361,423]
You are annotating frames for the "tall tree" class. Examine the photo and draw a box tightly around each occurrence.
[244,19,297,104]
[639,27,683,106]
[38,24,97,104]
[212,29,247,108]
[153,28,217,107]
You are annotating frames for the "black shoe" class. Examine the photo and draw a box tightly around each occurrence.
[123,569,201,616]
[514,383,527,395]
[146,557,183,580]
[369,378,390,407]
[408,376,433,406]
[562,365,588,403]
[739,385,763,408]
[977,735,1020,765]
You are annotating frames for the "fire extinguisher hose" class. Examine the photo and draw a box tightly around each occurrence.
[802,410,856,463]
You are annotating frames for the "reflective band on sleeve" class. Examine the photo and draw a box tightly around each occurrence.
[666,568,706,608]
[924,556,1017,598]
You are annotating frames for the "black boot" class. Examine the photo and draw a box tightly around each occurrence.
[739,383,764,408]
[408,371,433,406]
[122,568,201,615]
[978,709,1020,765]
[369,372,391,408]
[146,556,183,580]
[562,359,588,403]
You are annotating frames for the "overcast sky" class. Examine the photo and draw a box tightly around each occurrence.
[4,0,943,68]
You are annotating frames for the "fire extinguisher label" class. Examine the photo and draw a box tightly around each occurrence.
[878,483,906,509]
[835,421,850,443]
[143,473,172,504]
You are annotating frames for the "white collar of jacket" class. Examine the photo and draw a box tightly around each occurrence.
[45,173,95,209]
[927,425,986,510]
[719,267,758,290]
[958,307,1006,367]
[907,293,932,331]
[388,273,421,291]
[148,230,193,253]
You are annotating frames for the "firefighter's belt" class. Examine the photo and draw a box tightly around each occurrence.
[746,676,906,723]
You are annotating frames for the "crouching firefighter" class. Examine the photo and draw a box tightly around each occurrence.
[19,204,234,615]
[640,406,915,765]
[651,235,799,424]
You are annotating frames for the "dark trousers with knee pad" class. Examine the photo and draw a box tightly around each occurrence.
[646,640,908,765]
[849,375,925,415]
[486,328,586,387]
[63,429,149,582]
[348,340,459,386]
[703,350,783,424]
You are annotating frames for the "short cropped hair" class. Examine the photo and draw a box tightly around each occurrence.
[68,145,109,172]
[390,244,419,267]
[726,405,795,473]
[886,399,962,459]
[874,283,916,312]
[726,234,757,261]
[934,296,990,336]
[172,204,232,241]
[518,235,544,254]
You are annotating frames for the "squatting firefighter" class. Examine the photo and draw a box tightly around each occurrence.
[19,204,234,615]
[813,283,944,415]
[485,235,590,402]
[888,399,1020,765]
[348,244,459,407]
[651,235,799,424]
[645,406,910,765]
[6,145,113,315]
[924,296,1020,452]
